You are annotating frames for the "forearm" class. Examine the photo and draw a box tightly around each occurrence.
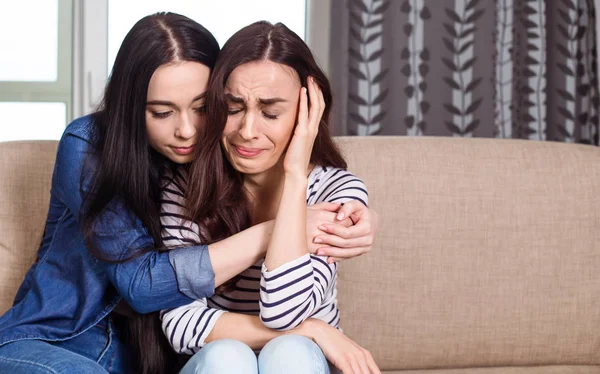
[206,313,291,350]
[264,175,308,270]
[209,220,274,287]
[108,248,199,313]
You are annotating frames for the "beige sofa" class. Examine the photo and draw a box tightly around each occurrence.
[1,137,600,373]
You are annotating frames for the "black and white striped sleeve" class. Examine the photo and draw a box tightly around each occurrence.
[160,299,227,355]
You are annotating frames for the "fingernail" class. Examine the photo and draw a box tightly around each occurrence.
[336,212,345,220]
[318,225,328,231]
[314,237,323,243]
[316,250,322,256]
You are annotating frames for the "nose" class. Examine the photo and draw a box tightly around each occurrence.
[175,112,197,140]
[239,112,258,140]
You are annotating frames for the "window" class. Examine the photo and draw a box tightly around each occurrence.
[0,0,73,142]
[1,0,321,141]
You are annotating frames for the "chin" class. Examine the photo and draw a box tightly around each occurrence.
[233,164,263,175]
[169,154,194,164]
[230,159,267,175]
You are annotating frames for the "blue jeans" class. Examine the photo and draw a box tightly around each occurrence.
[0,315,129,373]
[180,335,337,374]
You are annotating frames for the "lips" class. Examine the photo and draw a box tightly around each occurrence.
[234,145,264,158]
[172,145,195,155]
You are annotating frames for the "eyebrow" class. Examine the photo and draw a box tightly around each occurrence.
[146,93,206,107]
[225,93,287,106]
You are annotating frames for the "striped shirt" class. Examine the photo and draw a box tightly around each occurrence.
[159,165,368,355]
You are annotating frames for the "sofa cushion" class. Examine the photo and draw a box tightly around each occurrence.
[335,136,600,370]
[0,141,58,315]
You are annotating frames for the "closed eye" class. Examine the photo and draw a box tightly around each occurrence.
[151,111,172,119]
[262,112,278,120]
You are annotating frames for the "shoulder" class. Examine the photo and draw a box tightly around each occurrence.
[63,114,98,144]
[307,165,369,206]
[54,115,100,173]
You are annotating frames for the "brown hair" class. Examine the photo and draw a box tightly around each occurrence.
[186,21,346,292]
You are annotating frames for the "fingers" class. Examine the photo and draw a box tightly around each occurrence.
[357,351,371,374]
[306,76,325,131]
[336,200,368,221]
[352,348,378,374]
[319,221,371,239]
[348,358,362,374]
[316,246,370,259]
[297,86,309,132]
[365,350,381,374]
[318,80,326,114]
[309,201,341,212]
[337,362,353,374]
[314,214,353,228]
[314,232,373,249]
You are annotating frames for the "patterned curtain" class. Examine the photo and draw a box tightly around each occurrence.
[330,0,600,144]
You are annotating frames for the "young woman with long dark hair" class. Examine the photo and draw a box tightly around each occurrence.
[160,21,380,374]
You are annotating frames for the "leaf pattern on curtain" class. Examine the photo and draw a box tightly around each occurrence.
[330,0,600,144]
[442,0,484,136]
[347,0,390,135]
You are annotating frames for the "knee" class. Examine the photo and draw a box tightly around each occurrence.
[181,339,257,374]
[259,335,328,374]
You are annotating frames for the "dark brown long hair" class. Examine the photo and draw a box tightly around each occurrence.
[186,21,347,291]
[80,12,219,374]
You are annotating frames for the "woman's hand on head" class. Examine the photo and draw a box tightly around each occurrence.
[283,76,325,178]
[309,201,379,263]
[296,319,381,374]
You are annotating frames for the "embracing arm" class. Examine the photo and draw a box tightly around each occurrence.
[54,129,266,313]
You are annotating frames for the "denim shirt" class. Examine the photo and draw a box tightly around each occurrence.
[0,115,215,346]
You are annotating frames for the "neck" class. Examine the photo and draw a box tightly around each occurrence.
[243,162,314,224]
[244,163,284,193]
[244,163,285,224]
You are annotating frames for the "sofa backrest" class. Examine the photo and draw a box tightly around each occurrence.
[1,137,600,371]
[335,136,600,370]
[0,141,58,315]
